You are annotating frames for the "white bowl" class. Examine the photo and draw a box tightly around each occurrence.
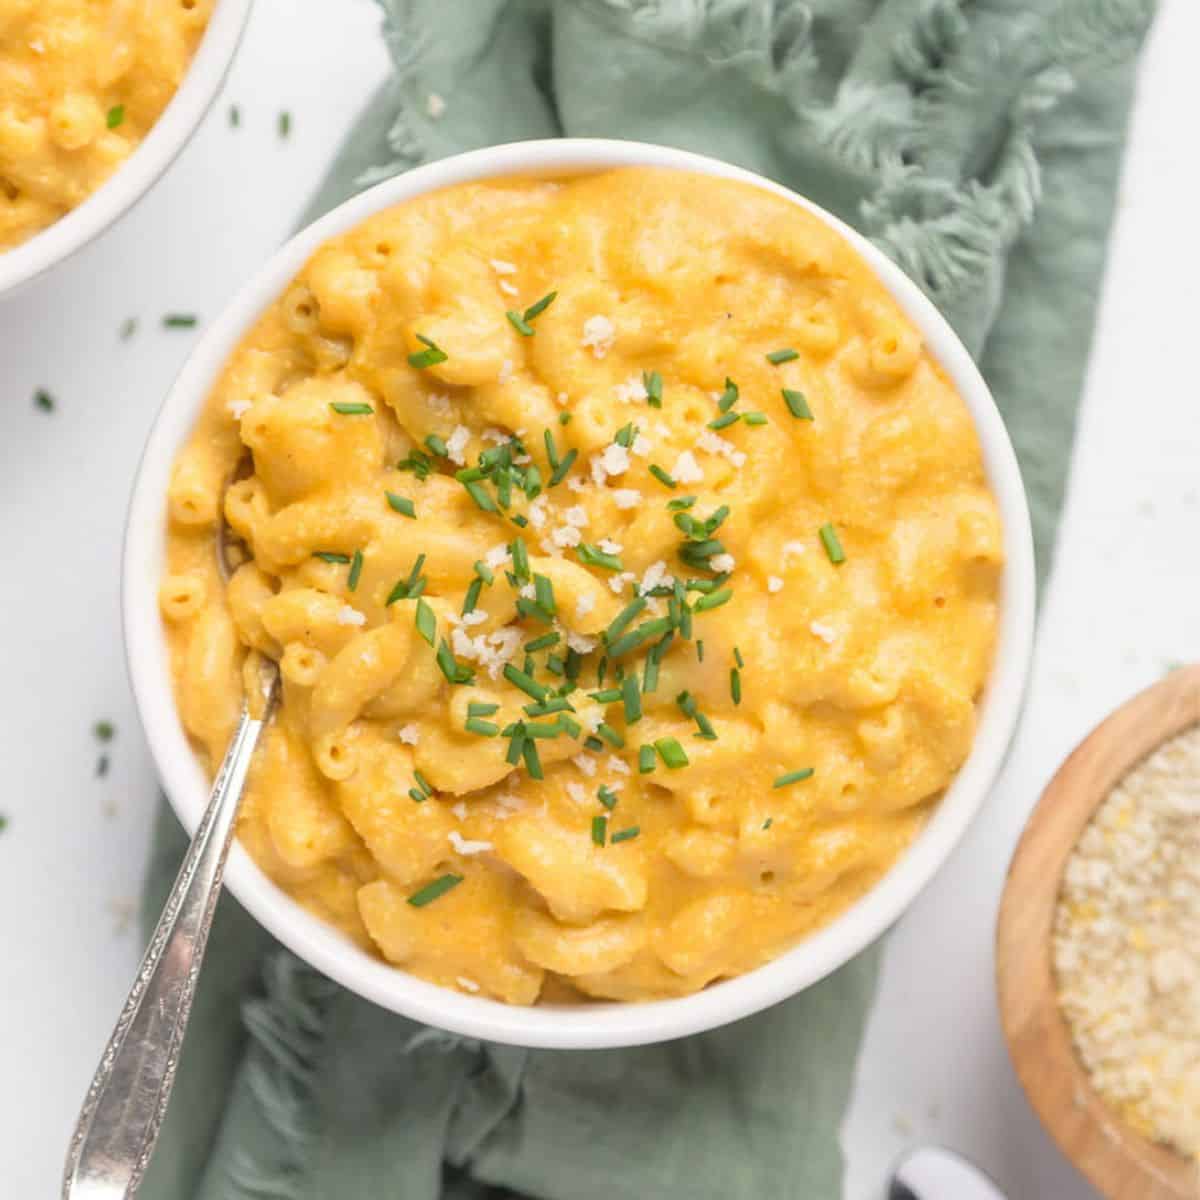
[123,139,1036,1049]
[0,0,253,298]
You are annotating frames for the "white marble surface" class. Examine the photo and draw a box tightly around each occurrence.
[1,1,1196,1196]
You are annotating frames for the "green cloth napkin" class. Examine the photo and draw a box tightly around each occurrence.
[140,2,1155,1196]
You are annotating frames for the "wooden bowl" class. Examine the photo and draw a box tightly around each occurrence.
[997,665,1200,1199]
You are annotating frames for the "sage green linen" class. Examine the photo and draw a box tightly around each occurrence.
[140,2,1155,1196]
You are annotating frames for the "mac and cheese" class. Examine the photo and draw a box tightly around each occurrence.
[162,169,1002,1003]
[0,0,212,252]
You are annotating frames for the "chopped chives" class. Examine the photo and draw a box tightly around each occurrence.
[734,646,745,668]
[436,639,473,684]
[696,640,705,662]
[386,491,416,518]
[330,401,374,415]
[782,388,813,420]
[474,560,495,584]
[655,737,689,769]
[614,421,636,448]
[462,577,483,614]
[313,551,350,564]
[648,464,676,490]
[278,110,291,139]
[408,334,448,369]
[598,785,619,810]
[559,411,572,425]
[522,736,544,779]
[503,663,547,702]
[694,588,732,612]
[465,717,499,736]
[643,370,663,408]
[773,768,815,788]
[229,104,240,127]
[666,495,697,511]
[730,668,742,705]
[525,696,573,716]
[565,648,583,682]
[591,815,608,846]
[409,787,427,803]
[638,745,656,773]
[607,616,673,659]
[621,675,642,724]
[506,310,534,337]
[577,544,623,572]
[33,388,55,412]
[415,598,436,646]
[106,104,125,129]
[407,873,463,907]
[524,291,557,321]
[559,713,582,738]
[505,725,526,765]
[163,313,198,328]
[347,549,364,591]
[584,735,605,753]
[533,573,556,615]
[763,818,773,830]
[524,631,560,652]
[413,769,433,796]
[596,723,625,748]
[743,412,768,426]
[819,522,845,564]
[425,433,449,457]
[589,688,623,704]
[468,701,500,717]
[398,450,433,479]
[611,826,640,844]
[605,596,647,644]
[463,480,499,512]
[510,536,529,581]
[119,317,138,340]
[707,411,740,431]
[548,450,578,488]
[718,377,739,412]
[766,347,799,364]
[515,597,554,624]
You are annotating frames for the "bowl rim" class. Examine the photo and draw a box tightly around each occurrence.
[0,0,254,298]
[123,137,1036,1049]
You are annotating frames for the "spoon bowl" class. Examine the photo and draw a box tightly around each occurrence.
[996,664,1200,1200]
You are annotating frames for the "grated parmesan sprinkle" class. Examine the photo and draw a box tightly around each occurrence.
[581,315,616,359]
[1054,724,1200,1160]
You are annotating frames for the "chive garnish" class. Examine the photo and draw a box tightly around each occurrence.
[614,422,636,448]
[468,701,500,717]
[638,745,656,773]
[331,401,374,415]
[409,788,427,803]
[106,105,125,129]
[577,544,623,572]
[525,696,573,717]
[730,668,742,705]
[94,720,116,742]
[506,310,534,336]
[607,617,673,659]
[655,737,689,769]
[707,411,740,431]
[415,598,436,646]
[533,574,556,616]
[743,412,768,426]
[474,560,495,584]
[763,818,773,830]
[398,450,433,479]
[524,291,557,321]
[462,578,483,614]
[819,522,845,564]
[314,551,351,564]
[463,480,499,513]
[515,597,554,624]
[766,348,799,364]
[592,815,608,846]
[522,736,544,779]
[782,388,813,420]
[734,646,744,668]
[408,334,448,369]
[386,491,416,518]
[465,717,499,737]
[584,735,605,753]
[425,433,449,457]
[611,826,640,844]
[163,314,198,329]
[590,687,623,704]
[119,317,138,340]
[718,377,739,412]
[386,553,427,604]
[694,588,731,612]
[643,370,663,408]
[549,450,577,488]
[33,388,54,413]
[278,111,291,139]
[413,769,433,796]
[606,596,647,644]
[504,663,547,703]
[436,639,474,684]
[347,549,364,591]
[598,785,619,810]
[773,768,814,788]
[621,675,642,724]
[229,104,240,127]
[666,495,696,511]
[648,465,677,490]
[524,631,560,653]
[597,723,624,748]
[510,537,529,581]
[408,873,463,907]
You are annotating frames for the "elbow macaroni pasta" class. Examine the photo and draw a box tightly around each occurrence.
[162,168,1002,1003]
[0,0,212,251]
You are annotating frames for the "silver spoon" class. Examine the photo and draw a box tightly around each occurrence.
[63,469,279,1200]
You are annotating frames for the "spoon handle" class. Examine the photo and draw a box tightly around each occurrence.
[63,682,275,1200]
